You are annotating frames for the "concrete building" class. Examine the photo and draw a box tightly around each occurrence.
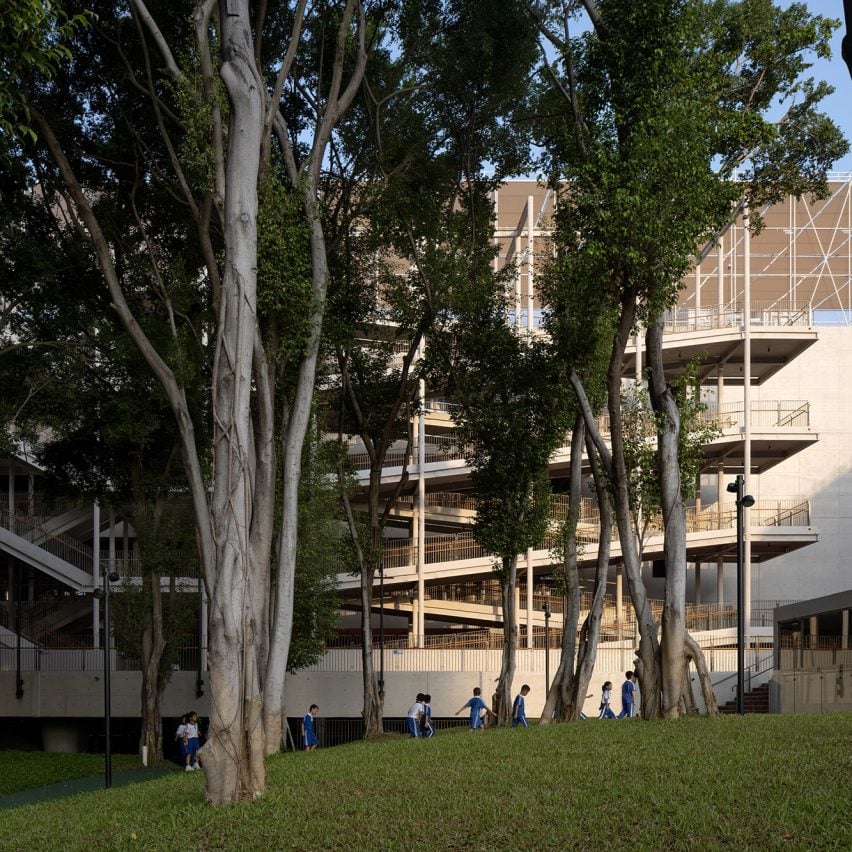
[2,176,852,739]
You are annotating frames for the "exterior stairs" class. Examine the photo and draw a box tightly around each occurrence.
[719,682,770,714]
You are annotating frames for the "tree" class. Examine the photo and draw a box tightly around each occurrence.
[5,0,376,801]
[531,0,847,717]
[326,0,539,736]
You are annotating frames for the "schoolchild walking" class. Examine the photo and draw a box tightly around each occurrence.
[598,681,616,719]
[617,671,637,718]
[512,685,531,728]
[455,686,488,731]
[302,704,319,750]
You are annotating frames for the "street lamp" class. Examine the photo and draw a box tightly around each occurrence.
[542,586,552,694]
[93,570,121,787]
[727,474,754,715]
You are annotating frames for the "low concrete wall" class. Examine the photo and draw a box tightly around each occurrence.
[771,666,852,713]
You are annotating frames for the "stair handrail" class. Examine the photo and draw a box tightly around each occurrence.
[0,507,94,573]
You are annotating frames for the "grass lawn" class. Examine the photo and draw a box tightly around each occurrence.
[0,752,145,796]
[0,714,850,851]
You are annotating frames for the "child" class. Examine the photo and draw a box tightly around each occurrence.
[512,684,531,728]
[617,671,637,718]
[184,710,201,770]
[420,693,434,738]
[455,686,488,731]
[175,714,189,769]
[407,693,425,738]
[598,681,616,719]
[301,704,319,750]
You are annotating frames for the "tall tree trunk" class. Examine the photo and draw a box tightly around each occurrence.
[495,554,519,725]
[646,318,688,717]
[201,1,266,802]
[139,569,166,760]
[360,562,383,737]
[541,414,584,724]
[570,433,614,718]
[572,290,662,717]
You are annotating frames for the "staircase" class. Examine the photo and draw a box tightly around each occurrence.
[719,682,770,713]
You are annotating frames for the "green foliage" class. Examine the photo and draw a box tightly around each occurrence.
[620,362,721,534]
[0,2,92,141]
[1,715,850,849]
[110,506,200,680]
[536,0,848,331]
[288,435,347,673]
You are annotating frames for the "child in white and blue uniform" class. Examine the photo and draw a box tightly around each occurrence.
[512,684,530,728]
[455,686,488,730]
[598,682,616,719]
[407,693,425,737]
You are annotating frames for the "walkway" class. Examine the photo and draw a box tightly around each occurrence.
[0,766,176,810]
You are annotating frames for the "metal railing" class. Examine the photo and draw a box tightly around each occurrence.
[661,300,811,333]
[0,507,94,574]
[698,400,810,430]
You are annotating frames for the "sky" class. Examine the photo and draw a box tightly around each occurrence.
[800,0,851,172]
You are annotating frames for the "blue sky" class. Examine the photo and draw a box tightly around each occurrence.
[802,0,851,171]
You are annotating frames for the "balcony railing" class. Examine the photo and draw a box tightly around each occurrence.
[662,300,811,332]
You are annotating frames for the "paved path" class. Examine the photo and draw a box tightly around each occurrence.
[0,766,176,810]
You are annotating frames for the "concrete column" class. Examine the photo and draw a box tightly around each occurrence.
[809,615,818,648]
[717,232,724,320]
[92,501,100,649]
[694,562,702,605]
[8,457,14,533]
[616,564,623,629]
[108,510,116,577]
[410,599,420,647]
[527,195,535,331]
[716,557,724,607]
[842,610,849,650]
[743,205,752,634]
[526,548,533,648]
[513,584,521,642]
[416,374,426,648]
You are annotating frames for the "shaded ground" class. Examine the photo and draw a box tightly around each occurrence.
[0,766,176,810]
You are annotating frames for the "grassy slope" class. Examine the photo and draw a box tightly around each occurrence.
[1,714,850,851]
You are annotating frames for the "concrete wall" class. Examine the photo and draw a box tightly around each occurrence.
[0,672,210,719]
[771,666,852,713]
[752,327,852,602]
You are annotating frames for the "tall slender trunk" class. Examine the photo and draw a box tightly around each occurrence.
[495,554,519,725]
[646,318,688,717]
[570,432,613,717]
[541,413,584,723]
[139,569,166,760]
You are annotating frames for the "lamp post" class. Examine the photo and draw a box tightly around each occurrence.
[542,586,552,694]
[727,474,754,715]
[93,570,120,787]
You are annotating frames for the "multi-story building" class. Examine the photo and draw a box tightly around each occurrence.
[2,176,851,738]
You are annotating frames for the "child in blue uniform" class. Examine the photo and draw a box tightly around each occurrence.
[302,704,319,750]
[512,684,530,728]
[420,694,434,738]
[407,693,424,737]
[455,687,488,730]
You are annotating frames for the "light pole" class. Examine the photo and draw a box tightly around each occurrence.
[727,474,754,715]
[93,570,120,787]
[542,586,552,694]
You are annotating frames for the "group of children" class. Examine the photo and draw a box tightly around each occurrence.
[598,671,638,719]
[175,710,202,771]
[453,684,531,730]
[406,693,435,738]
[297,674,636,751]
